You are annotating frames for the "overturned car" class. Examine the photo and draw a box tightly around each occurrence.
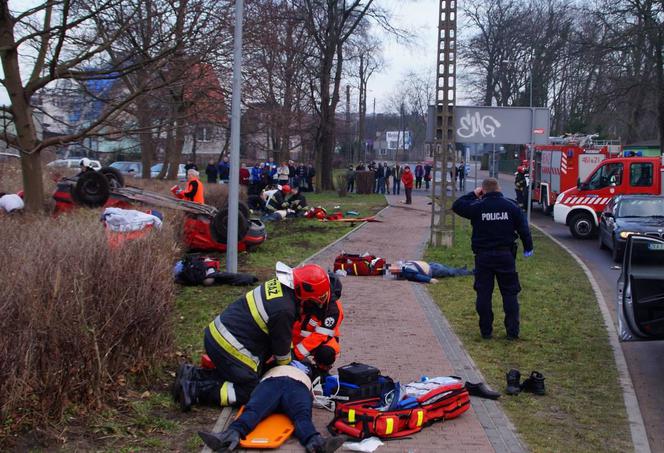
[52,168,265,252]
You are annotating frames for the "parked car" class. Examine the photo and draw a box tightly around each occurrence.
[0,152,20,163]
[47,158,102,171]
[617,234,664,341]
[598,195,664,262]
[110,161,142,176]
[150,163,186,180]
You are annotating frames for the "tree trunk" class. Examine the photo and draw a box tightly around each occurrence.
[0,3,44,212]
[168,115,186,180]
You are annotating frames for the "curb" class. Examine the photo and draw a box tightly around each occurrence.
[201,199,392,453]
[532,224,651,453]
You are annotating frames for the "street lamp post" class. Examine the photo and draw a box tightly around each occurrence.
[226,0,245,273]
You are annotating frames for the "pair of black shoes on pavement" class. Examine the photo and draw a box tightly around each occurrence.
[198,429,347,453]
[506,369,545,396]
[464,381,501,400]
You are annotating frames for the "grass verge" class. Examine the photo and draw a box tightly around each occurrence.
[425,220,631,453]
[57,192,387,452]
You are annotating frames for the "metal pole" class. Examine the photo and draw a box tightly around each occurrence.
[492,144,496,178]
[226,0,244,273]
[526,63,534,224]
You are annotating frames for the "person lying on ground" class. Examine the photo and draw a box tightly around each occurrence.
[172,263,332,410]
[198,362,347,453]
[389,260,473,284]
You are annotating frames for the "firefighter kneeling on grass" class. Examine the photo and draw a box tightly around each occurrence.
[173,262,332,410]
[292,273,344,375]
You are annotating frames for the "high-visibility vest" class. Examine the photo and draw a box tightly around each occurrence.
[292,299,343,362]
[186,178,205,204]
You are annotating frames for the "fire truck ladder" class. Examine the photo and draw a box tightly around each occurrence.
[430,0,457,247]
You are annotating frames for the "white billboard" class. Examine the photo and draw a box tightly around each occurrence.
[385,131,411,150]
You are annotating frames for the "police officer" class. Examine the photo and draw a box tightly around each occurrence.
[172,262,332,411]
[452,178,533,340]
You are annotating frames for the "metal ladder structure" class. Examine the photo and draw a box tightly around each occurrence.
[430,0,458,247]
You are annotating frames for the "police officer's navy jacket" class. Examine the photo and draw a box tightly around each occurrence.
[209,278,297,373]
[452,191,533,253]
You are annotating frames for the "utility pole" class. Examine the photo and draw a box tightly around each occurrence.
[526,56,534,224]
[226,0,244,273]
[430,0,457,247]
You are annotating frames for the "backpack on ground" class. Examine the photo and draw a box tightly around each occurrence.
[333,253,385,276]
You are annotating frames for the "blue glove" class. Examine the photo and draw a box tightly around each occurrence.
[524,250,534,257]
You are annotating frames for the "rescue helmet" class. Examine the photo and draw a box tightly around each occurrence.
[79,157,94,169]
[280,184,292,194]
[517,166,526,174]
[292,264,330,307]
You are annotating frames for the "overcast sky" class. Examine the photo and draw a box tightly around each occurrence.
[1,0,454,113]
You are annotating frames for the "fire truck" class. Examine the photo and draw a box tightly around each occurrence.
[530,134,621,214]
[553,156,664,238]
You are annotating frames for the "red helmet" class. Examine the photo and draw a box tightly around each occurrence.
[292,264,330,307]
[280,184,292,193]
[517,166,526,174]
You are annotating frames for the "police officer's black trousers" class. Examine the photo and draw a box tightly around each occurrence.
[473,250,521,337]
[189,328,260,407]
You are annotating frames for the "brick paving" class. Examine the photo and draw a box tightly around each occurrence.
[203,192,524,453]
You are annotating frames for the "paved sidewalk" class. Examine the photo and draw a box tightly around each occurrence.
[204,193,525,452]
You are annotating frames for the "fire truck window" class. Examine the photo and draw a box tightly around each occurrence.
[587,163,623,190]
[630,163,653,187]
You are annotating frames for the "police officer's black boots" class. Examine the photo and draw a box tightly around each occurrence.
[305,434,348,453]
[465,381,501,400]
[198,429,241,452]
[520,371,546,395]
[505,369,522,395]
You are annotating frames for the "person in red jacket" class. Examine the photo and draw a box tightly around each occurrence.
[401,165,414,205]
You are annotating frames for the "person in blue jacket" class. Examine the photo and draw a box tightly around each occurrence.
[395,260,473,283]
[452,178,533,340]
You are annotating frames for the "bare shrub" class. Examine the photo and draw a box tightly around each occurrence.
[0,210,179,434]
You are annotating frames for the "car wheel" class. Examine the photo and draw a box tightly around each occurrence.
[569,212,596,239]
[73,171,110,207]
[211,206,249,244]
[612,237,623,263]
[599,229,608,250]
[99,166,125,188]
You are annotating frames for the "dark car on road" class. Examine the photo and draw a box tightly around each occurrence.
[617,234,664,341]
[598,195,664,262]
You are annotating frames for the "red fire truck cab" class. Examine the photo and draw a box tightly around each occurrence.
[531,136,620,213]
[553,156,664,238]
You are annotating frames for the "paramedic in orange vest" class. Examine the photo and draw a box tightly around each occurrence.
[172,169,205,204]
[292,273,344,373]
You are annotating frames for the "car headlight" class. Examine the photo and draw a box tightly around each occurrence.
[619,231,635,239]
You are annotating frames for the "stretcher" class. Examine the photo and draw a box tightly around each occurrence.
[236,407,295,449]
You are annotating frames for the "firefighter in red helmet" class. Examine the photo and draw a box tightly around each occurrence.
[173,262,331,411]
[514,165,528,209]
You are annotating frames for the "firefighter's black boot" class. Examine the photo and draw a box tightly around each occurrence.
[172,363,195,404]
[521,371,546,395]
[505,369,521,395]
[198,429,241,452]
[173,369,221,411]
[465,381,501,400]
[305,434,348,453]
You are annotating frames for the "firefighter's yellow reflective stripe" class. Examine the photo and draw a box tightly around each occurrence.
[296,343,310,358]
[275,353,291,365]
[385,417,394,435]
[314,326,335,336]
[348,409,356,423]
[246,289,269,334]
[218,382,236,406]
[353,263,358,275]
[264,278,283,300]
[209,318,259,372]
[416,410,424,427]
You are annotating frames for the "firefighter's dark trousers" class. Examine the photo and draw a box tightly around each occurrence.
[473,249,521,338]
[194,328,260,407]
